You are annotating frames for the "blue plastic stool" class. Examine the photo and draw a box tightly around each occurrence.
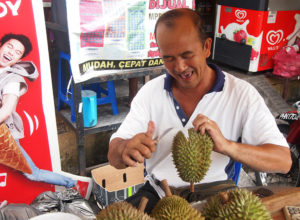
[232,162,242,185]
[57,51,119,122]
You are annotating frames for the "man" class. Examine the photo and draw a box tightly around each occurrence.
[108,8,292,212]
[0,33,75,188]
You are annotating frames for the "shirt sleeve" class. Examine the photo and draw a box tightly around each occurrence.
[110,83,151,141]
[241,84,289,147]
[2,82,21,97]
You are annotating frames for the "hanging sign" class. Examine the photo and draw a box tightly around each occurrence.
[66,0,195,83]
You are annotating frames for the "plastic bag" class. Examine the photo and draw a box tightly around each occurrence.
[0,204,41,220]
[31,188,96,220]
[273,45,300,78]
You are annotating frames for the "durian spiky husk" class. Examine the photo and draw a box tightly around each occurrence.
[97,201,154,220]
[172,128,213,183]
[202,188,272,220]
[151,195,204,220]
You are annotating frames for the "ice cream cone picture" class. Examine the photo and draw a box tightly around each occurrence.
[0,123,32,174]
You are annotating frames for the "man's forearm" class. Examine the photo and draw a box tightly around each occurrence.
[225,141,292,173]
[108,137,128,169]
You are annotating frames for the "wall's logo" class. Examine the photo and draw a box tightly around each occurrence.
[235,9,247,20]
[266,30,284,45]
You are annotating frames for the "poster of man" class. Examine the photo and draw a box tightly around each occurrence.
[0,0,91,204]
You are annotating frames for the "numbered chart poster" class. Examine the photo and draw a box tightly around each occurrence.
[0,0,92,204]
[66,0,195,83]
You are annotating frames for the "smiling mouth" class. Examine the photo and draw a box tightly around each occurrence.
[179,71,193,80]
[3,55,12,62]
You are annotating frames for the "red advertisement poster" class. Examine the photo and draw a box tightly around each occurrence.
[0,0,92,204]
[216,5,299,72]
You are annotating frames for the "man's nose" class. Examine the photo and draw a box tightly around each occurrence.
[8,50,14,56]
[174,58,187,73]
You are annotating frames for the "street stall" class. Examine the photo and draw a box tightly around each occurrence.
[0,0,300,219]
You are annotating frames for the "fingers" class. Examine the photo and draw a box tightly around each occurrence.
[146,120,155,138]
[122,142,155,167]
[193,114,213,135]
[122,121,157,167]
[145,120,156,152]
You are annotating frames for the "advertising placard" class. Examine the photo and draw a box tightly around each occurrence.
[0,0,92,204]
[215,5,299,72]
[66,0,195,83]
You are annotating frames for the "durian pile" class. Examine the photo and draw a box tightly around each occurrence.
[202,188,272,220]
[96,187,272,220]
[96,128,272,220]
[171,128,213,192]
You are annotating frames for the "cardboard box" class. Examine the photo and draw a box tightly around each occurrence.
[92,163,145,209]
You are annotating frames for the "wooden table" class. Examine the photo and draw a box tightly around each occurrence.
[258,186,300,219]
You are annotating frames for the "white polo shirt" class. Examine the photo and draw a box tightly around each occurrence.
[110,64,288,197]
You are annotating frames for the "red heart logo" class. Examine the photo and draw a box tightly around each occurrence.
[266,30,283,45]
[235,10,247,20]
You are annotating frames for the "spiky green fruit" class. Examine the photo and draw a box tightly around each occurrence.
[151,195,204,220]
[97,201,154,220]
[202,188,272,220]
[171,128,213,183]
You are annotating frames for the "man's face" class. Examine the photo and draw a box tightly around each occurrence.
[156,16,211,90]
[0,39,25,68]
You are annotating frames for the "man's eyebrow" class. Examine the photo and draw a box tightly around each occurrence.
[181,51,193,56]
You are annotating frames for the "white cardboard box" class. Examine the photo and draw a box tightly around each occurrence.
[92,163,145,209]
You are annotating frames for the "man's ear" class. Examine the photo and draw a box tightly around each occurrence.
[204,38,212,58]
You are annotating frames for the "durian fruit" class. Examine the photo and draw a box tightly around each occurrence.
[202,188,272,220]
[172,128,213,192]
[97,197,154,220]
[151,179,204,220]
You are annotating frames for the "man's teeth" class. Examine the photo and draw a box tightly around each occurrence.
[180,72,192,79]
[3,55,11,61]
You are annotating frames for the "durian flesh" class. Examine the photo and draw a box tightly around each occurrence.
[151,195,204,220]
[172,128,213,183]
[202,188,272,220]
[97,201,154,220]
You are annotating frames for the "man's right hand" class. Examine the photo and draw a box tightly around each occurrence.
[108,121,156,169]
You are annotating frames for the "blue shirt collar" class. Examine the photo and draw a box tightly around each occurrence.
[164,63,225,93]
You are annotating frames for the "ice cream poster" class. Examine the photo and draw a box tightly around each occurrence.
[0,0,92,204]
[215,5,299,72]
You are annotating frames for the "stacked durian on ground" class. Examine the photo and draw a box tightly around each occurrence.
[96,128,272,220]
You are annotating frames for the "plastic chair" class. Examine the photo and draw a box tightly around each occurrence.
[57,51,119,122]
[232,161,242,185]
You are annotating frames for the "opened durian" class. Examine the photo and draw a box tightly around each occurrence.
[202,188,272,220]
[151,179,204,220]
[172,128,213,191]
[97,199,154,220]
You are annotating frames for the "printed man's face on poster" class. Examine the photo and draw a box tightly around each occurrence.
[0,39,25,67]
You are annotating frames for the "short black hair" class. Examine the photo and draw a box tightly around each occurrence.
[154,8,207,45]
[0,33,32,58]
